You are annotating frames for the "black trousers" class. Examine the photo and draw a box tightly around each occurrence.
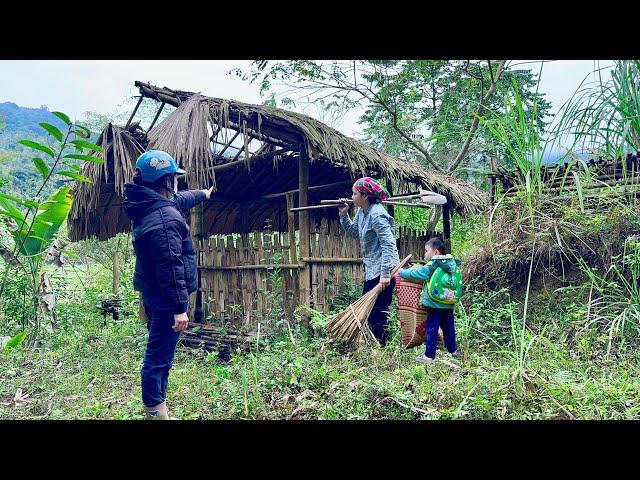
[362,275,396,346]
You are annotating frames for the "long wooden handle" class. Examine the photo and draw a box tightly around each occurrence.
[391,254,413,276]
[321,199,354,204]
[290,201,432,212]
[384,201,430,208]
[290,205,336,212]
[320,199,432,208]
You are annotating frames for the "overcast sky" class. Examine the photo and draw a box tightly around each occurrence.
[0,60,615,139]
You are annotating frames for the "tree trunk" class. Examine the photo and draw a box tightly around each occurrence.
[428,205,442,232]
[442,204,451,253]
[39,271,56,333]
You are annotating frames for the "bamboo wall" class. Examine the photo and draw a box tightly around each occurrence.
[197,219,439,331]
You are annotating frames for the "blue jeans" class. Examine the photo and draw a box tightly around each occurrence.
[141,302,182,407]
[425,308,456,359]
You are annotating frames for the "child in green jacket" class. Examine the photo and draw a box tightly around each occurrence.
[399,237,461,363]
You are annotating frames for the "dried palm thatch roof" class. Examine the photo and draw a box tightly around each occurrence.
[68,81,487,241]
[136,81,485,212]
[68,122,145,241]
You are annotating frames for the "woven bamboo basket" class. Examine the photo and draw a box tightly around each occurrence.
[394,271,427,349]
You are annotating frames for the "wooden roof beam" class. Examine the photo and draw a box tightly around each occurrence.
[260,180,353,201]
[206,148,295,174]
[136,81,302,147]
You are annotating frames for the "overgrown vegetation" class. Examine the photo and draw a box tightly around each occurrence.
[2,255,640,420]
[2,61,640,419]
[0,111,103,346]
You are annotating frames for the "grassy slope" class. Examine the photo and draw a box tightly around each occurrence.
[1,211,639,420]
[2,273,639,420]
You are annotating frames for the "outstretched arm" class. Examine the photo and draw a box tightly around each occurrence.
[399,263,435,283]
[174,186,213,213]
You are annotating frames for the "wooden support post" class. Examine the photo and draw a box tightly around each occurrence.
[147,102,165,131]
[190,202,205,323]
[239,203,250,234]
[261,180,352,201]
[112,249,121,295]
[442,203,451,253]
[112,233,122,295]
[190,202,204,239]
[286,192,297,264]
[489,156,498,207]
[489,177,497,205]
[125,96,144,129]
[298,145,311,321]
[139,292,147,323]
[386,177,394,217]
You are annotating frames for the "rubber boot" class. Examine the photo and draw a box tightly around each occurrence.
[145,401,170,420]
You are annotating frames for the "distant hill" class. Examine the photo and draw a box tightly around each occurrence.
[542,149,591,165]
[0,102,67,137]
[0,102,69,199]
[0,101,240,200]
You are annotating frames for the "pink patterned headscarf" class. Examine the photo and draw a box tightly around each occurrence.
[353,177,390,202]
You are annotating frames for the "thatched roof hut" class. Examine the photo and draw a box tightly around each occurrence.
[68,81,487,242]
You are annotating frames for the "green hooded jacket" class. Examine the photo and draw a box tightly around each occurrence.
[398,254,462,310]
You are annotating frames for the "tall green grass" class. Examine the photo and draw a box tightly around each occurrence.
[556,60,640,167]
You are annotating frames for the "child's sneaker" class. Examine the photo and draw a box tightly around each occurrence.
[416,354,435,364]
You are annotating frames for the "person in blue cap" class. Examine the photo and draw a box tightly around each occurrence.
[123,150,213,420]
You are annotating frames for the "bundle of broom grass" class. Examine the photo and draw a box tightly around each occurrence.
[325,254,412,347]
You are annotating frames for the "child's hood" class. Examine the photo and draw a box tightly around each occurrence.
[430,254,461,272]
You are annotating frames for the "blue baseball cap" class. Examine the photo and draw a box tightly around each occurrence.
[135,150,186,183]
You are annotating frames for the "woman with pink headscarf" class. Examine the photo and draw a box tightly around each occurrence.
[338,177,401,346]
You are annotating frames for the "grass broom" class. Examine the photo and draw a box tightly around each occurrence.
[325,254,413,347]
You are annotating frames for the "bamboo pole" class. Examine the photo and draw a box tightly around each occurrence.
[207,148,293,173]
[502,175,640,198]
[302,257,362,263]
[286,192,297,264]
[112,249,120,295]
[261,181,353,200]
[138,293,146,323]
[298,147,311,318]
[148,102,165,131]
[291,200,432,211]
[198,264,302,271]
[124,96,144,129]
[190,202,205,323]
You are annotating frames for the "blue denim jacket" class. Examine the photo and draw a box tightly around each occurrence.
[340,203,400,281]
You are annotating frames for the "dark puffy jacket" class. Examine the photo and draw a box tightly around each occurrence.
[123,184,206,314]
